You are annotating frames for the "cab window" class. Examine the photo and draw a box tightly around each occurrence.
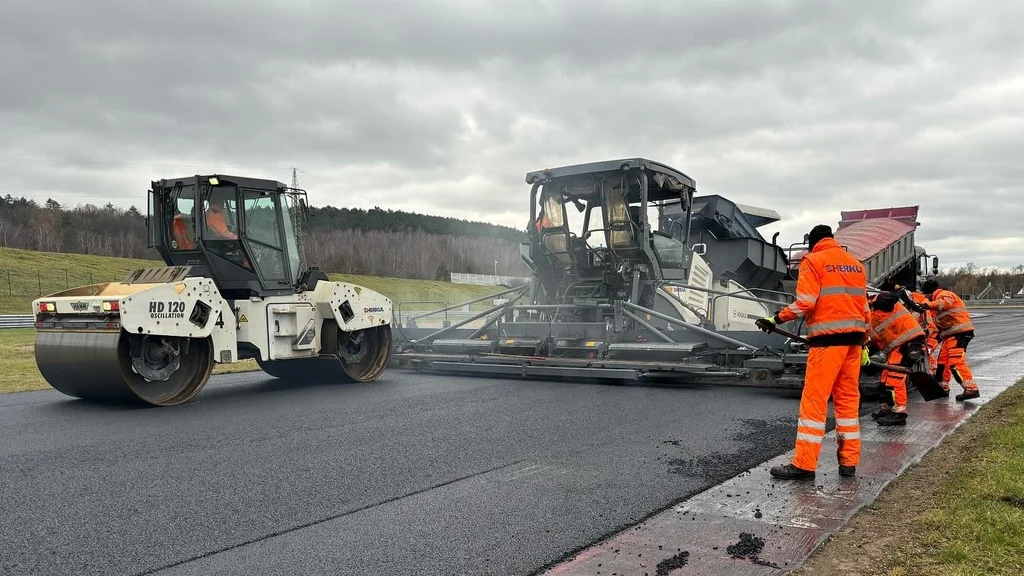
[243,195,286,281]
[167,186,196,251]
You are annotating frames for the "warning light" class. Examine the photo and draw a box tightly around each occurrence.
[102,300,120,312]
[208,176,219,186]
[38,302,56,312]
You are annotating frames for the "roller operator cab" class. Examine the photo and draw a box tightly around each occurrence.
[31,174,394,407]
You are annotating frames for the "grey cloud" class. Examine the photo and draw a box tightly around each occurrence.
[1,0,1023,269]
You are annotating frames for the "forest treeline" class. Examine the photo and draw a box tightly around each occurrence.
[1,195,1020,294]
[934,263,1024,299]
[0,195,532,279]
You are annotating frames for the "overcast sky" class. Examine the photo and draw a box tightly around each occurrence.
[1,0,1021,270]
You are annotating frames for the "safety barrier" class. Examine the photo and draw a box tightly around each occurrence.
[449,272,530,287]
[0,315,34,329]
[965,298,1024,308]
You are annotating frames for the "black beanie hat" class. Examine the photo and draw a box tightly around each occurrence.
[921,279,940,294]
[807,224,833,249]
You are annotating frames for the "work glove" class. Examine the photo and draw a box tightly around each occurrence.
[755,316,777,333]
[860,347,871,367]
[895,286,926,312]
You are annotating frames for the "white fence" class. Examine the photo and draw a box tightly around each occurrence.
[0,315,33,329]
[449,272,530,287]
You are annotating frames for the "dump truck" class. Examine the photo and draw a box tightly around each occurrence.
[31,174,393,406]
[390,158,940,392]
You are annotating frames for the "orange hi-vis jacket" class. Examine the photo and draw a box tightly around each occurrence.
[777,237,870,346]
[172,214,195,249]
[206,208,237,239]
[866,301,927,356]
[923,288,975,339]
[909,291,938,340]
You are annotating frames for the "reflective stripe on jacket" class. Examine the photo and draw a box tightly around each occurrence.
[867,302,927,356]
[926,288,975,339]
[778,237,869,345]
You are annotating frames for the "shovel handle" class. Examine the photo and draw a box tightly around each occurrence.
[765,324,809,344]
[768,325,918,375]
[870,361,913,374]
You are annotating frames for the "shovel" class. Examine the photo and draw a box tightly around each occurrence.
[762,324,947,401]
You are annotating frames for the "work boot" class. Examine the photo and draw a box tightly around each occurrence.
[956,389,980,402]
[877,412,908,426]
[770,463,815,480]
[871,407,891,420]
[939,385,951,398]
[839,465,856,477]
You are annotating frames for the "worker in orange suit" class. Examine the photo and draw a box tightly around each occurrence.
[908,289,939,373]
[205,200,237,240]
[899,280,979,401]
[756,224,869,480]
[171,210,195,249]
[865,291,928,426]
[534,209,552,233]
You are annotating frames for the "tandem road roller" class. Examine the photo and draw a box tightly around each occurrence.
[31,174,394,406]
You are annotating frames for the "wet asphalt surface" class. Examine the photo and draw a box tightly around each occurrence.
[1,309,1021,576]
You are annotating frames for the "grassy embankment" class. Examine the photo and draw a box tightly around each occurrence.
[0,247,507,393]
[794,377,1024,576]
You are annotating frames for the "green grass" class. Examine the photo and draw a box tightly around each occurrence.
[883,379,1024,576]
[0,329,46,393]
[0,246,507,314]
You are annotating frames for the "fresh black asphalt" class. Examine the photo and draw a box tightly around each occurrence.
[1,309,1020,576]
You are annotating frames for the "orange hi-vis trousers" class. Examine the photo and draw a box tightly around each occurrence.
[880,347,909,413]
[926,334,939,373]
[937,334,977,393]
[793,344,863,471]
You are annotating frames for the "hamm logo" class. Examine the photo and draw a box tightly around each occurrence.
[364,306,385,313]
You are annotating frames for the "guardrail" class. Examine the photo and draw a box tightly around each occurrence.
[0,315,34,329]
[965,298,1024,308]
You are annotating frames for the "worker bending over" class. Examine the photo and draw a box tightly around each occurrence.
[864,291,928,426]
[904,287,939,373]
[899,280,979,401]
[756,224,869,480]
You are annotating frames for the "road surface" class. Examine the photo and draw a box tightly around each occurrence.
[1,309,1020,575]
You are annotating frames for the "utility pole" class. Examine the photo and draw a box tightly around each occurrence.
[291,167,305,269]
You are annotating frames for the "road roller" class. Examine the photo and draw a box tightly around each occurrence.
[31,173,394,406]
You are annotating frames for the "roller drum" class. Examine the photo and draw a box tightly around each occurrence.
[336,324,393,382]
[256,324,393,383]
[34,330,214,407]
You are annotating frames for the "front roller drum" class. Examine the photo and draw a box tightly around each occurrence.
[256,324,393,383]
[34,330,215,407]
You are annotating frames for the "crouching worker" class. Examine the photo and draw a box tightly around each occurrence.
[864,291,929,426]
[899,280,979,401]
[755,224,869,480]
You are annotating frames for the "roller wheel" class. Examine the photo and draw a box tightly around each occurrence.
[34,330,215,407]
[256,324,392,384]
[335,324,392,382]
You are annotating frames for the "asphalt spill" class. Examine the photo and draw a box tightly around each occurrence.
[727,532,764,558]
[727,532,780,569]
[654,550,689,575]
[664,417,794,479]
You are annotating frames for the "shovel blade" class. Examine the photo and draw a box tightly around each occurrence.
[909,371,947,401]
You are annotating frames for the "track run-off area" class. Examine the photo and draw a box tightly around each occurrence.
[2,308,1022,576]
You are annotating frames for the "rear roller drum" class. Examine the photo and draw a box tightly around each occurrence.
[335,324,392,382]
[34,330,215,407]
[256,324,392,384]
